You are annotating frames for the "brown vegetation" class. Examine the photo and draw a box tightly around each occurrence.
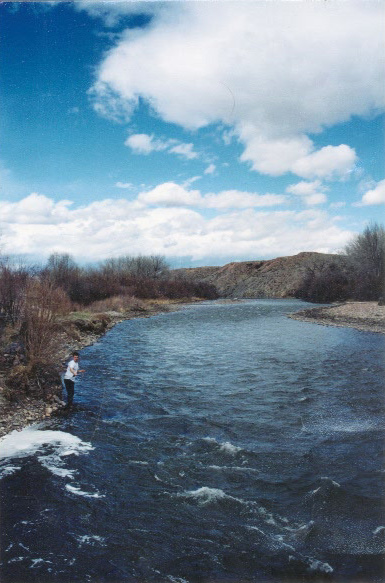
[0,253,217,414]
[295,223,385,303]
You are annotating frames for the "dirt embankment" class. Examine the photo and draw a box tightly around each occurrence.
[173,252,349,298]
[289,302,385,334]
[0,300,186,438]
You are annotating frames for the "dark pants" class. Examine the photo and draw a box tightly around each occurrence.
[64,379,75,407]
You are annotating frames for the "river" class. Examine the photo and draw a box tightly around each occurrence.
[1,299,384,582]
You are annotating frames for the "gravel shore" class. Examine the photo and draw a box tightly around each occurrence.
[288,301,385,334]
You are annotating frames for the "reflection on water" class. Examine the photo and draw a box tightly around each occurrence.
[1,300,384,582]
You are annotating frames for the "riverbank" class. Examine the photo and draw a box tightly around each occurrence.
[0,299,187,439]
[289,301,385,334]
[2,299,384,439]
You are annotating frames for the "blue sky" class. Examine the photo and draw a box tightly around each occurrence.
[0,1,384,267]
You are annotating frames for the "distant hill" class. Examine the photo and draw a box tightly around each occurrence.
[172,252,349,298]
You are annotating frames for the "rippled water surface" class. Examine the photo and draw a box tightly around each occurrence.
[1,300,384,582]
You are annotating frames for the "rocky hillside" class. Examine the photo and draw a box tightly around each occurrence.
[173,252,349,298]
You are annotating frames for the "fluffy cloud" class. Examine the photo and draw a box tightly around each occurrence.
[125,133,198,160]
[168,143,198,160]
[138,182,202,207]
[0,193,73,224]
[292,145,357,180]
[286,180,327,206]
[240,133,357,178]
[124,133,168,154]
[0,189,353,262]
[302,193,327,206]
[137,182,286,209]
[287,180,323,197]
[87,2,384,176]
[204,191,287,209]
[359,179,385,205]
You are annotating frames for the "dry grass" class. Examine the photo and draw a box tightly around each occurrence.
[86,295,148,314]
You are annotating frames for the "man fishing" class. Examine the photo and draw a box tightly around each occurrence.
[63,351,85,409]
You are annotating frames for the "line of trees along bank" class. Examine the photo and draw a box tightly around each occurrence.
[0,254,218,401]
[42,254,218,305]
[296,223,385,303]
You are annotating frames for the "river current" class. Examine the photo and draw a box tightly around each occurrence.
[1,299,384,582]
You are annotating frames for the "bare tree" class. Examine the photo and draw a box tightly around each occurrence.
[0,257,29,325]
[45,253,79,288]
[345,222,385,299]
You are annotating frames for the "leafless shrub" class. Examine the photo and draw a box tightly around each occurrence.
[295,262,351,303]
[22,280,72,368]
[0,259,29,325]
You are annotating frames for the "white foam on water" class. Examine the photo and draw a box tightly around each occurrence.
[0,426,94,480]
[0,465,21,479]
[180,485,290,536]
[65,484,105,498]
[307,558,334,574]
[308,478,340,497]
[76,535,105,546]
[219,441,242,455]
[320,476,341,487]
[373,526,385,535]
[289,554,334,575]
[30,558,53,569]
[202,437,242,455]
[179,486,228,505]
[246,525,267,537]
[309,487,321,495]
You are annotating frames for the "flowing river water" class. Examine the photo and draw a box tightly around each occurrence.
[0,299,384,582]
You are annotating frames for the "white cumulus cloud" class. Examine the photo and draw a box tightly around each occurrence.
[137,183,286,209]
[0,189,354,262]
[359,179,385,205]
[168,143,198,160]
[292,145,357,180]
[125,133,198,160]
[286,180,328,206]
[204,190,287,209]
[87,2,384,177]
[138,182,202,207]
[124,133,169,154]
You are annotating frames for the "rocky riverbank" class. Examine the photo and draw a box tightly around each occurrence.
[289,301,385,334]
[0,300,185,439]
